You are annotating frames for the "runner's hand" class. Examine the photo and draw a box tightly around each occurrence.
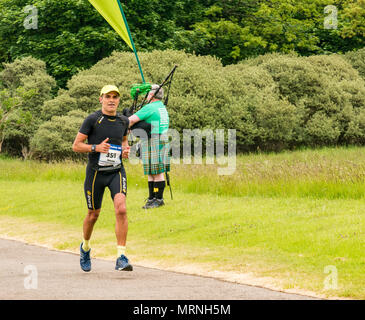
[96,138,110,153]
[122,145,130,159]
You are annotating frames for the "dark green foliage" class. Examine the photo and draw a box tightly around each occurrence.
[0,0,363,88]
[0,0,127,88]
[173,0,365,65]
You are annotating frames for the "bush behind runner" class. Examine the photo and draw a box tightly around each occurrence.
[1,49,365,160]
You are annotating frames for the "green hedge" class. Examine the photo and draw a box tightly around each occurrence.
[2,48,365,159]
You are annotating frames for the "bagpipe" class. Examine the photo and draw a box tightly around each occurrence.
[123,65,178,200]
[122,65,177,114]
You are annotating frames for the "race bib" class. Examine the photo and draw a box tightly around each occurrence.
[98,144,122,167]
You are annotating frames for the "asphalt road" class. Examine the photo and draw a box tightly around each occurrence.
[0,238,318,300]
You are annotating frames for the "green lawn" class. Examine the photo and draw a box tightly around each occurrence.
[0,147,364,299]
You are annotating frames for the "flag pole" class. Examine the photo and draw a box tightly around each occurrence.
[116,0,145,83]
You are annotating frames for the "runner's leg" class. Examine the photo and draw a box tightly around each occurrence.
[113,193,128,246]
[83,209,101,242]
[83,168,105,242]
[109,169,128,247]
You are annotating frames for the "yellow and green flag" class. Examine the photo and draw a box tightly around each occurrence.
[88,0,145,82]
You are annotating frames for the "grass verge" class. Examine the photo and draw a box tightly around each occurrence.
[0,146,364,299]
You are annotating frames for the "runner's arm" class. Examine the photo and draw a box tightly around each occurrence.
[122,135,130,159]
[72,132,110,153]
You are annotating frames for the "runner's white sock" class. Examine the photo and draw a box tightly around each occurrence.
[117,245,126,258]
[82,239,90,252]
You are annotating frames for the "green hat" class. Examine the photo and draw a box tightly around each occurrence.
[100,85,120,96]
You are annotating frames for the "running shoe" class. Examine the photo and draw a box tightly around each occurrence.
[80,243,91,272]
[115,254,133,271]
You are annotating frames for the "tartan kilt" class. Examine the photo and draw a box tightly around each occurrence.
[141,135,170,175]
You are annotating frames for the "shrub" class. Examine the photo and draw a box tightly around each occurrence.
[1,57,48,89]
[41,91,79,121]
[0,57,56,157]
[47,49,301,152]
[343,47,365,80]
[223,63,299,151]
[31,110,88,161]
[26,49,365,159]
[257,53,365,146]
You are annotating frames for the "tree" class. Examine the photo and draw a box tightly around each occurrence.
[0,0,209,87]
[0,56,56,157]
[173,1,267,65]
[0,0,128,88]
[174,0,365,64]
[0,0,363,85]
[0,88,21,153]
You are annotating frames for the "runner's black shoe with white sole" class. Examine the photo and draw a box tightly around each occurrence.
[115,254,133,271]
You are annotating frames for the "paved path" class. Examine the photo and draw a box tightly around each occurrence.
[0,238,318,300]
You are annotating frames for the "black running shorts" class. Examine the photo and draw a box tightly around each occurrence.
[84,165,127,211]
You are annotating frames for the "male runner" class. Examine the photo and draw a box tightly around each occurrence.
[72,85,132,272]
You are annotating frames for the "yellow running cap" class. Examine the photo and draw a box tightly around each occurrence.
[100,85,120,96]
